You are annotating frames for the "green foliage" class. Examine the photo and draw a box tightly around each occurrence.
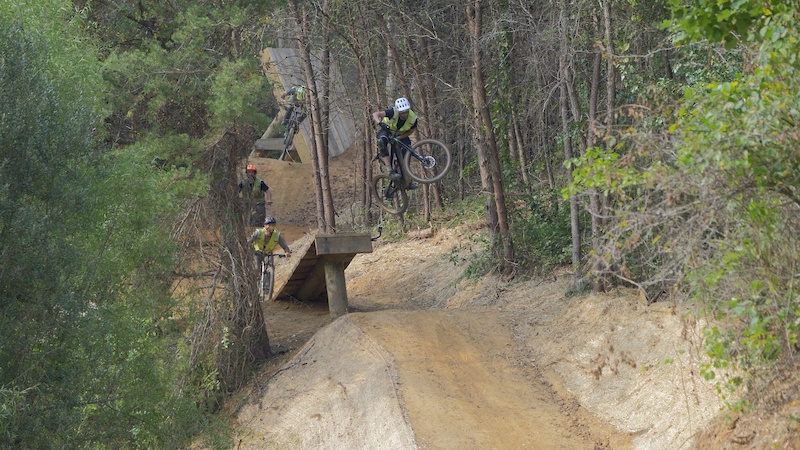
[667,0,794,50]
[210,58,269,129]
[577,0,800,410]
[564,145,659,201]
[510,190,575,274]
[0,4,223,448]
[97,0,272,143]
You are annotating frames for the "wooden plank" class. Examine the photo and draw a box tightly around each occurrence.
[315,233,373,255]
[295,260,327,301]
[254,138,285,151]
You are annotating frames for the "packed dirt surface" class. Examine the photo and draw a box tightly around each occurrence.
[224,149,775,449]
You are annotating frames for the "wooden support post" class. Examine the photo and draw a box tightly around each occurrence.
[314,234,373,318]
[323,255,348,318]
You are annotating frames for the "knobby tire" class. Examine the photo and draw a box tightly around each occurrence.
[259,260,275,301]
[402,139,452,184]
[265,264,275,301]
[372,173,409,215]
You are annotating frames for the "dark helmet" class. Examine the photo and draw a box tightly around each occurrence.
[264,216,276,225]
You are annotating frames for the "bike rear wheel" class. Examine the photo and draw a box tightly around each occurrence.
[283,122,297,148]
[372,173,409,215]
[281,121,298,161]
[403,139,451,184]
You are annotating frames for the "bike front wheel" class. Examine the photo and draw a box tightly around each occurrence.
[372,173,409,216]
[259,262,275,301]
[403,139,452,184]
[283,122,297,148]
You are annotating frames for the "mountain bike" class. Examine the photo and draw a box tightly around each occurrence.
[256,251,287,301]
[281,105,305,162]
[372,124,451,215]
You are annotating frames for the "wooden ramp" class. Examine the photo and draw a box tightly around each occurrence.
[252,137,299,161]
[273,233,372,318]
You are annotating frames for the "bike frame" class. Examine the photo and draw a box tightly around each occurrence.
[282,104,305,161]
[257,251,287,301]
[388,139,411,186]
[390,137,432,176]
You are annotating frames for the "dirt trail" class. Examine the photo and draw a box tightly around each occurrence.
[229,150,725,449]
[348,310,629,449]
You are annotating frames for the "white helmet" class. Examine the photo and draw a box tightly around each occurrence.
[394,97,411,112]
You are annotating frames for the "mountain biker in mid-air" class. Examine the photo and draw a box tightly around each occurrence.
[372,97,418,186]
[280,85,307,126]
[247,216,292,268]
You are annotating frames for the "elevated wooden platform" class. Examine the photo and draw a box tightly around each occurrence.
[273,233,372,318]
[252,138,299,161]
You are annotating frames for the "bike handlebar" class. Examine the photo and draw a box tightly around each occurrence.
[255,251,290,257]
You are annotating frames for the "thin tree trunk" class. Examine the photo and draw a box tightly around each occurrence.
[559,0,581,276]
[289,0,334,232]
[541,115,555,188]
[588,13,606,292]
[511,109,530,188]
[602,0,615,231]
[320,0,331,154]
[466,0,514,265]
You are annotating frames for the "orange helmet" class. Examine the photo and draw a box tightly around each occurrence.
[246,164,257,173]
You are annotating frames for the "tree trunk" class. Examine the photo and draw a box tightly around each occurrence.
[289,0,335,233]
[320,0,331,154]
[588,13,606,292]
[602,0,615,231]
[559,0,581,276]
[511,109,530,188]
[466,0,514,265]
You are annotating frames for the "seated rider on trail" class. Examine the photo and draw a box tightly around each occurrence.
[280,85,307,126]
[247,216,292,268]
[372,97,418,182]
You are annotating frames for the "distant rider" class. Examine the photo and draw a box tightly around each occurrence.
[280,85,307,126]
[247,216,292,268]
[238,164,272,226]
[371,97,418,182]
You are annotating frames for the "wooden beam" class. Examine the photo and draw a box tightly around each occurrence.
[315,233,372,255]
[323,255,349,318]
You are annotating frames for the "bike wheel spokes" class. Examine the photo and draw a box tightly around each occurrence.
[283,124,296,148]
[404,139,452,184]
[371,174,409,215]
[259,265,268,301]
[265,265,275,301]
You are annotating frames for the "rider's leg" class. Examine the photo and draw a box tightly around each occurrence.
[377,129,401,180]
